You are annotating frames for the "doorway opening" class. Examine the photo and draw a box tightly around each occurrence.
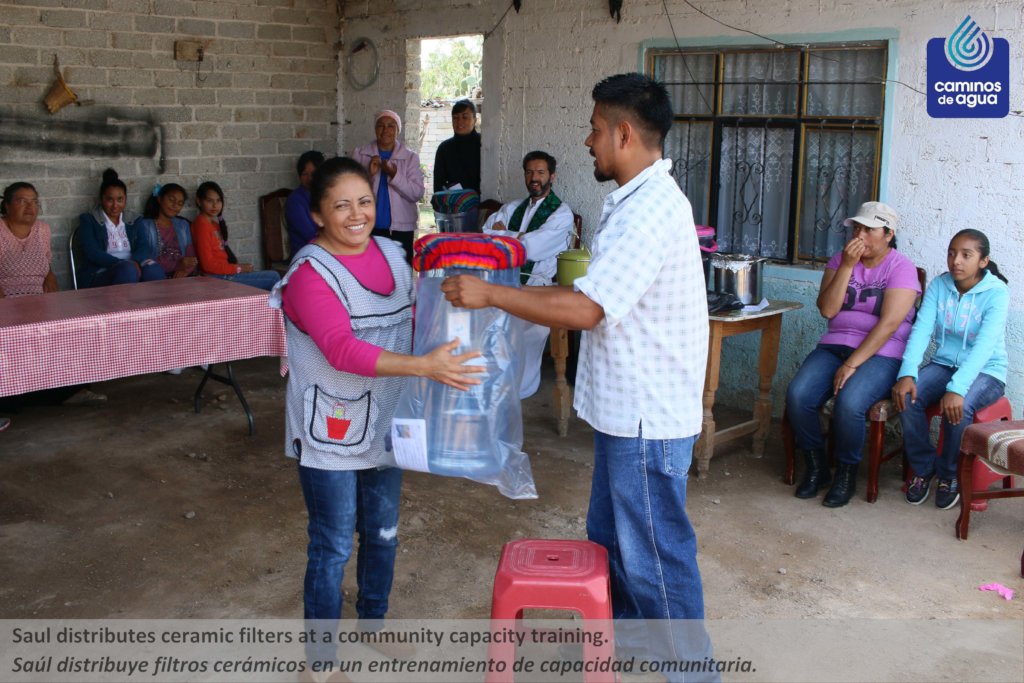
[406,33,483,218]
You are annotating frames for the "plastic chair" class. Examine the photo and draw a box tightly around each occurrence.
[922,396,1013,511]
[259,188,291,275]
[486,539,615,683]
[68,227,81,290]
[955,419,1024,539]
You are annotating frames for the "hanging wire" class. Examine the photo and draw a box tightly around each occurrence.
[484,1,515,40]
[661,0,714,114]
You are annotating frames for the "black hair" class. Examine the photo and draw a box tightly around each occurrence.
[296,150,326,177]
[309,156,373,216]
[451,99,476,116]
[522,150,556,174]
[143,182,187,219]
[884,227,897,250]
[99,168,127,200]
[591,72,673,148]
[1,182,37,216]
[951,228,1009,284]
[196,181,230,245]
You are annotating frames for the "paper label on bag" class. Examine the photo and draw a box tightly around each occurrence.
[447,309,472,350]
[391,418,429,472]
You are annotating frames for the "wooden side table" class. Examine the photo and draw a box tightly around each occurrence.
[695,300,803,478]
[549,326,572,437]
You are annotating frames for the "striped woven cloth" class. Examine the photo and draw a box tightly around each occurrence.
[430,188,480,214]
[413,233,526,272]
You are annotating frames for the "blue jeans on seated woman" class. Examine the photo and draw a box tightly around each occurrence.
[208,270,281,291]
[91,259,165,287]
[298,464,402,621]
[786,344,901,465]
[898,364,1004,481]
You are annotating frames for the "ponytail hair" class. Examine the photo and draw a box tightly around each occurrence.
[143,182,186,219]
[951,228,1009,284]
[196,180,236,263]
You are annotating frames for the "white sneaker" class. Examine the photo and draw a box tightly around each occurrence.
[165,368,183,375]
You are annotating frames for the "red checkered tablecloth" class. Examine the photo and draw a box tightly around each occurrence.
[0,277,286,397]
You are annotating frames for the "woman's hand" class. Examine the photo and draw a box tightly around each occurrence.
[420,338,485,391]
[840,236,867,269]
[382,160,397,179]
[833,363,857,394]
[182,256,198,269]
[43,271,59,293]
[172,269,189,279]
[941,391,965,425]
[892,376,917,412]
[369,156,382,176]
[239,263,254,273]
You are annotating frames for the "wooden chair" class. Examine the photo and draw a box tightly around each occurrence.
[955,419,1024,539]
[478,198,502,228]
[259,188,292,275]
[781,266,926,503]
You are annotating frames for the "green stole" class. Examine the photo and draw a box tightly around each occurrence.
[508,191,562,283]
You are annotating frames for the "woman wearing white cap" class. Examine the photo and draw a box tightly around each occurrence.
[352,110,425,263]
[786,201,921,508]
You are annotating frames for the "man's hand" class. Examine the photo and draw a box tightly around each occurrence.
[491,220,507,232]
[440,274,493,309]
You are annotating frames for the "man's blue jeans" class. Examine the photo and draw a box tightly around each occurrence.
[587,429,714,679]
[786,344,901,465]
[898,364,1004,480]
[297,464,403,620]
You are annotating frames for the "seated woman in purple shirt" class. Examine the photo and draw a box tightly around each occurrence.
[785,202,921,508]
[284,150,325,258]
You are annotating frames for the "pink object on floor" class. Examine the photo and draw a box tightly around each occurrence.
[978,583,1014,600]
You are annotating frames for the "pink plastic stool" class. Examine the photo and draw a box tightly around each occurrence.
[487,539,615,683]
[924,396,1013,511]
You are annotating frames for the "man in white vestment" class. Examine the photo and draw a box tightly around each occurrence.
[482,150,575,398]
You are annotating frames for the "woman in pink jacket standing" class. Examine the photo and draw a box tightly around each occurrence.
[352,110,425,264]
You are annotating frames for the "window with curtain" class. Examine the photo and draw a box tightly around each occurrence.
[649,43,887,262]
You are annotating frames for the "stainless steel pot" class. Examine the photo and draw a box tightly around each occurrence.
[710,253,766,305]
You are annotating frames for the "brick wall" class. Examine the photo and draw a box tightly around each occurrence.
[0,0,339,286]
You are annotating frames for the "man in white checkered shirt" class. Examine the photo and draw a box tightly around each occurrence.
[442,73,713,675]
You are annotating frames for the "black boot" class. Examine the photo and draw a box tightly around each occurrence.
[794,448,831,499]
[822,463,858,508]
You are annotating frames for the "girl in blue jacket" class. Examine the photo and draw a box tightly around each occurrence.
[892,229,1009,510]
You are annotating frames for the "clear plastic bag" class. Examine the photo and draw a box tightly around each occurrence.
[389,266,537,499]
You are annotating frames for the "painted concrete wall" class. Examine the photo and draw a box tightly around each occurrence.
[1,0,339,285]
[339,0,1024,415]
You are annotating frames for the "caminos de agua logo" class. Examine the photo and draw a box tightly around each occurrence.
[927,15,1010,118]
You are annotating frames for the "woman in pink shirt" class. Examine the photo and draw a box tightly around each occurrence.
[785,201,921,508]
[277,157,480,666]
[0,182,57,298]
